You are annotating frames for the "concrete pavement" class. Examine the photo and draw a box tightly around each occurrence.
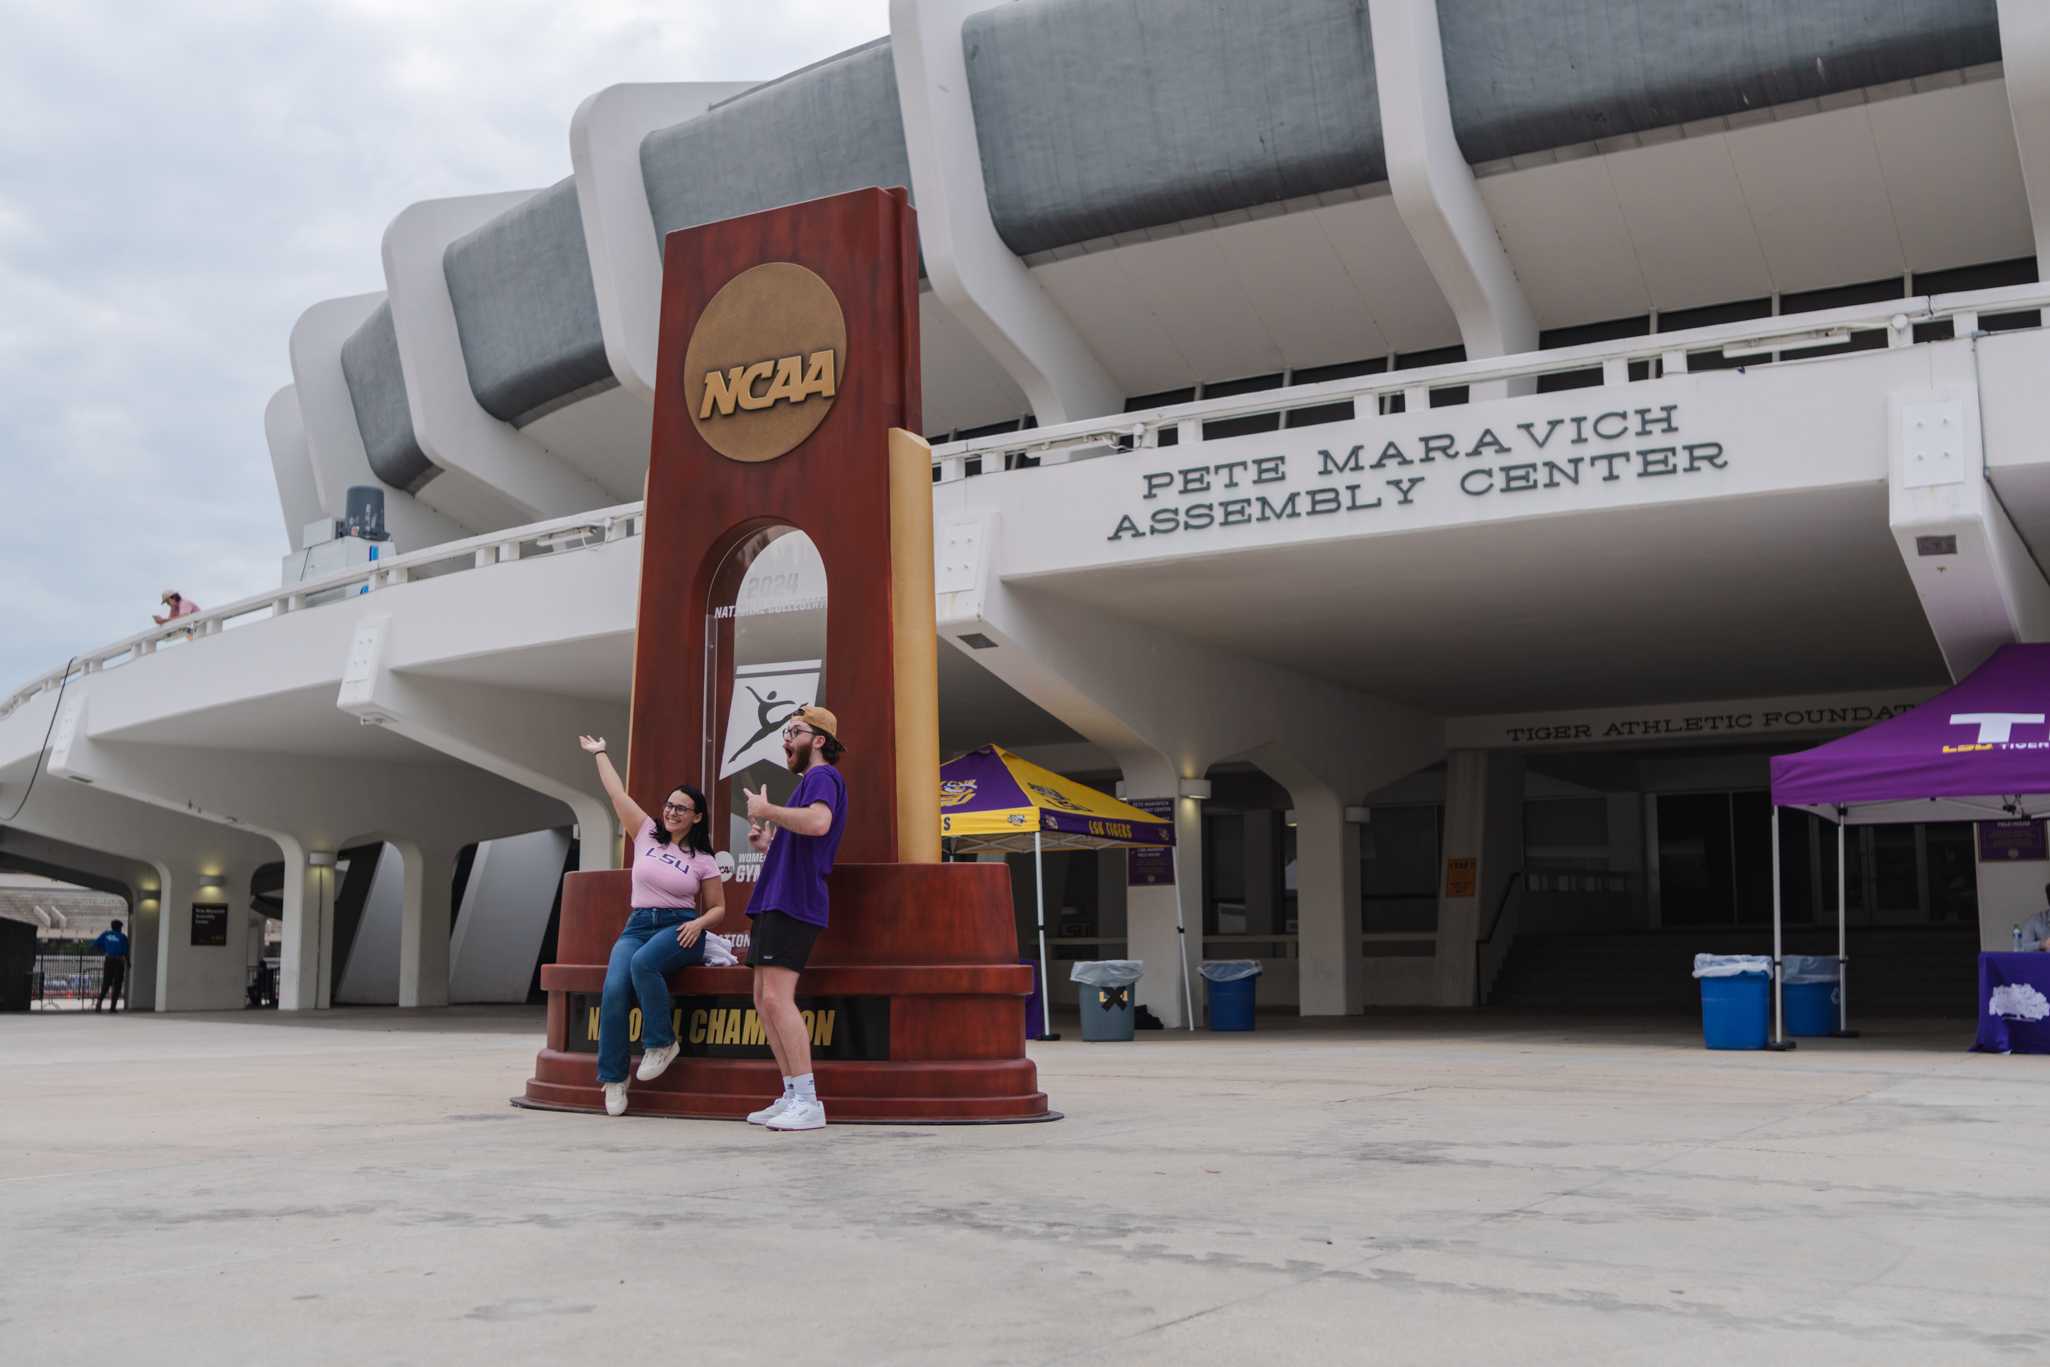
[2,1008,2046,1365]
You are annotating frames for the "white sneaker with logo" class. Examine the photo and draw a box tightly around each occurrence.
[747,1093,794,1126]
[767,1097,827,1131]
[636,1041,680,1082]
[603,1081,629,1116]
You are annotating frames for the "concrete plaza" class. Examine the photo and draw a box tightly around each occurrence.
[2,1007,2045,1365]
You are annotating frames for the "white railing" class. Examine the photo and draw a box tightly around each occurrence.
[9,280,2050,723]
[0,503,645,722]
[928,281,2050,477]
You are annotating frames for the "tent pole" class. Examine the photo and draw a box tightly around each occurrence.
[1033,830,1056,1040]
[1835,809,1856,1037]
[1169,838,1195,1030]
[1769,806,1793,1050]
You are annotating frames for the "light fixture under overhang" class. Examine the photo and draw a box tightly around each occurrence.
[1177,779,1212,801]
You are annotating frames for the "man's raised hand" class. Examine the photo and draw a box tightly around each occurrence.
[578,735,607,754]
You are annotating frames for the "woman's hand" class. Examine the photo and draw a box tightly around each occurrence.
[578,734,607,754]
[676,917,705,948]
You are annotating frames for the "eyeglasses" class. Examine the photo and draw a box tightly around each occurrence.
[661,801,696,816]
[782,725,816,740]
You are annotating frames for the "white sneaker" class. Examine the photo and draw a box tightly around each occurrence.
[603,1081,629,1116]
[767,1097,827,1131]
[636,1042,680,1082]
[747,1093,794,1125]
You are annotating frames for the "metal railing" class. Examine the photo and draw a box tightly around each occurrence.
[7,280,2050,722]
[927,281,2050,478]
[0,503,645,722]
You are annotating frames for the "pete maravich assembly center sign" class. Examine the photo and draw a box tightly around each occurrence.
[1106,402,1723,541]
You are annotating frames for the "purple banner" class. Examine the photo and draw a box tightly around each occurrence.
[1126,798,1175,886]
[1979,819,2048,862]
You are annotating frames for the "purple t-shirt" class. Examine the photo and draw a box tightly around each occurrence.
[749,764,846,929]
[630,820,721,910]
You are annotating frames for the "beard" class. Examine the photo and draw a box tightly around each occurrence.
[784,738,808,774]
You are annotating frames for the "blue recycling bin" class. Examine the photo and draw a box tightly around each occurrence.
[1022,958,1051,1041]
[1781,954,1841,1036]
[1200,961,1262,1031]
[1698,971,1771,1049]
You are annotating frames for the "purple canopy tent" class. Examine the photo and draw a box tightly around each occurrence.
[1768,644,2050,1045]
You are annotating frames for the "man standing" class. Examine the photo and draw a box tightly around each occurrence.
[93,918,129,1012]
[741,705,846,1132]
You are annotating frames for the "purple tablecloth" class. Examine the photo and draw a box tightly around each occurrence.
[1973,952,2050,1053]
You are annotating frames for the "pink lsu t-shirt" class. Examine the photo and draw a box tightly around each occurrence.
[630,820,721,910]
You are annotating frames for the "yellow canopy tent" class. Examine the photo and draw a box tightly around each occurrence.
[940,745,1188,1033]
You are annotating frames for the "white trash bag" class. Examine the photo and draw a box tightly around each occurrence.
[1070,959,1144,987]
[1199,960,1263,983]
[1782,954,1840,985]
[1692,954,1772,979]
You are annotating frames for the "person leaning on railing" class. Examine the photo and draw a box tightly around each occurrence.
[577,734,726,1116]
[152,589,200,639]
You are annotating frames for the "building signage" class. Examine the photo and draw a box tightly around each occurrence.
[565,992,888,1060]
[1126,798,1174,886]
[1448,690,1936,751]
[1444,858,1477,898]
[681,262,846,464]
[1106,404,1724,542]
[1979,820,2048,862]
[190,903,228,947]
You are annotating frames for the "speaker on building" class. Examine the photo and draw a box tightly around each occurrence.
[345,486,389,542]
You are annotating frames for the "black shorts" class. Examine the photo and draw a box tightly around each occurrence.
[748,911,822,972]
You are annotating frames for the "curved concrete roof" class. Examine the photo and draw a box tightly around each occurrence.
[443,178,614,428]
[338,301,435,495]
[639,37,912,243]
[965,0,1386,258]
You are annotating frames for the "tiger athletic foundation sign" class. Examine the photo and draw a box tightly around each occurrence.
[1105,403,1724,542]
[1446,690,1938,751]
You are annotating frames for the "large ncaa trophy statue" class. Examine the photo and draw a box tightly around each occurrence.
[520,189,1053,1123]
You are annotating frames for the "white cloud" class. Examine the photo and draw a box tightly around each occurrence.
[0,0,890,688]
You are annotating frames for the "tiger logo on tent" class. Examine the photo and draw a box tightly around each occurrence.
[939,778,978,809]
[1026,781,1088,812]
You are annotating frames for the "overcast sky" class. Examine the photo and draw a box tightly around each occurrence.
[0,0,890,690]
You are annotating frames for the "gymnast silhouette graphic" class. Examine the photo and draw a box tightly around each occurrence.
[728,686,804,766]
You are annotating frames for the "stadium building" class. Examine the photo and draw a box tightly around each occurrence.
[7,0,2050,1024]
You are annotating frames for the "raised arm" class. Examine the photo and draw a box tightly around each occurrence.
[578,735,650,835]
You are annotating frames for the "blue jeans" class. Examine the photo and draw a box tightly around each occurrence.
[596,908,706,1084]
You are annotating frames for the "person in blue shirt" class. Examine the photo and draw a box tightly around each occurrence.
[93,919,129,1012]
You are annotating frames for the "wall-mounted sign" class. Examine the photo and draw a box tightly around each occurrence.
[1444,858,1477,899]
[190,904,228,947]
[682,262,846,464]
[1126,798,1175,886]
[1447,689,1936,751]
[1979,820,2048,862]
[1106,404,1723,543]
[565,993,888,1060]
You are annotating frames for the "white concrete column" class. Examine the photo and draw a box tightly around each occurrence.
[1998,0,2050,268]
[1120,754,1204,1029]
[279,840,337,1011]
[1434,750,1525,1006]
[129,884,160,1012]
[1369,0,1537,394]
[395,841,457,1008]
[1295,792,1364,1016]
[891,0,1125,423]
[153,865,253,1011]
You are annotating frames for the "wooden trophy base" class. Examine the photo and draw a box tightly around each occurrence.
[516,864,1056,1123]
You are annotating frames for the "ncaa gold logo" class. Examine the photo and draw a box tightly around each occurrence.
[683,262,847,463]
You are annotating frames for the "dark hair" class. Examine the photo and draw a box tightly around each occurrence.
[652,783,714,857]
[818,734,844,764]
[111,918,124,931]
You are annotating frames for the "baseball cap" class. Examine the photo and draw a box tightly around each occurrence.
[794,704,842,745]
